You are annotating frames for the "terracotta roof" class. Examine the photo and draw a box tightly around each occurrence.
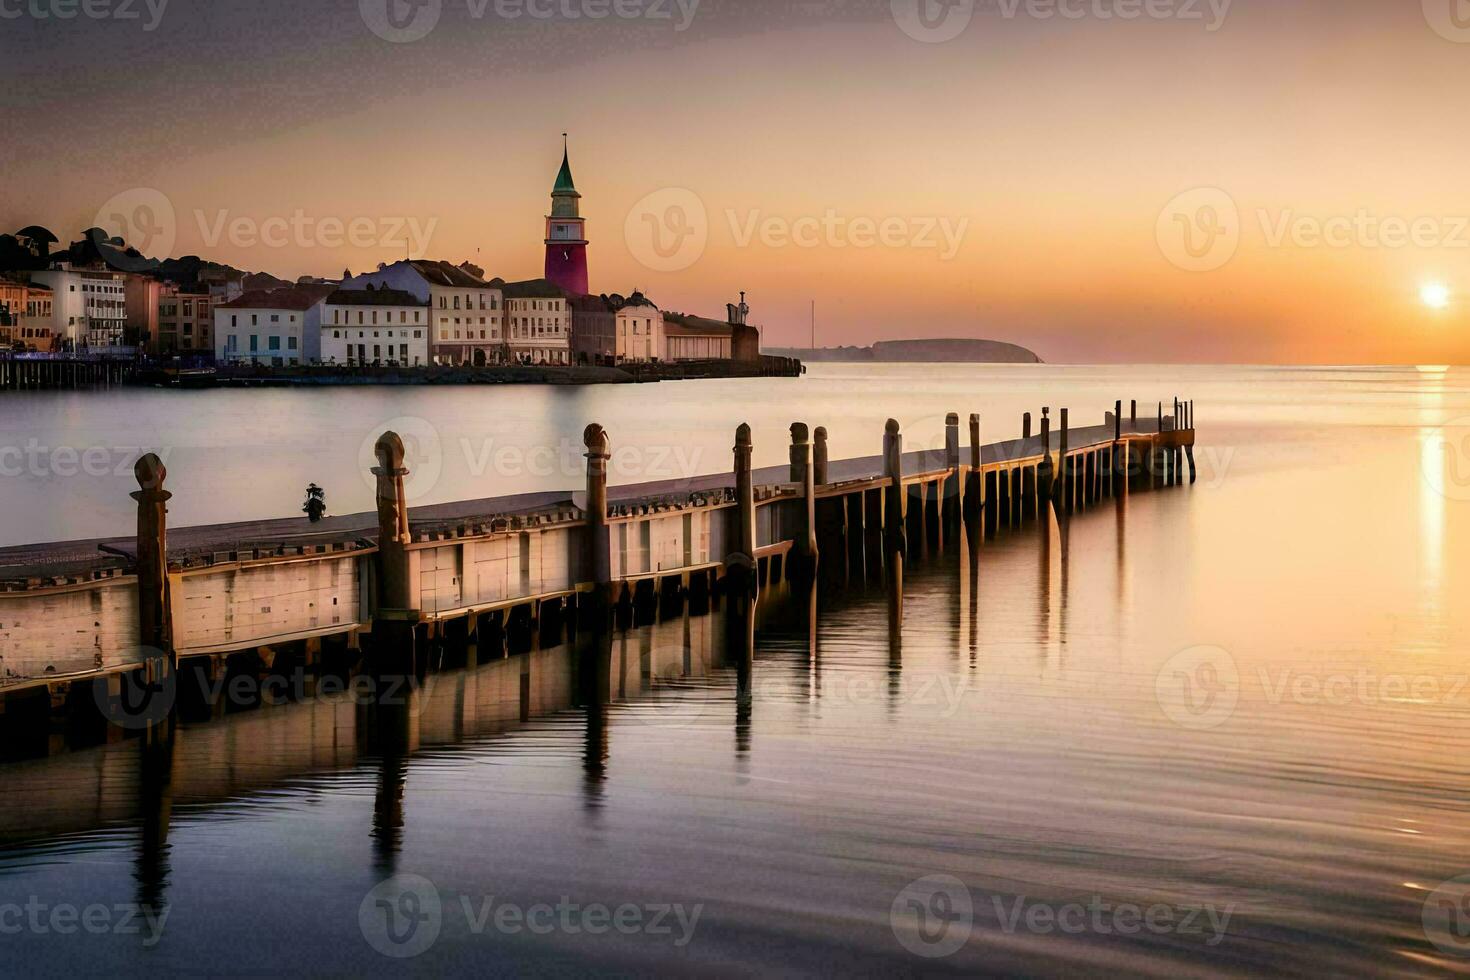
[409,260,489,289]
[663,311,732,336]
[502,278,573,299]
[218,284,335,311]
[327,287,424,307]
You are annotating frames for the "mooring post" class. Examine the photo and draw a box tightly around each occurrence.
[883,419,906,557]
[790,423,818,576]
[1037,408,1053,508]
[731,423,758,597]
[813,425,829,487]
[371,432,418,668]
[944,413,961,529]
[968,413,982,526]
[583,424,612,623]
[1131,400,1137,426]
[132,454,174,672]
[1057,408,1070,510]
[1023,412,1033,441]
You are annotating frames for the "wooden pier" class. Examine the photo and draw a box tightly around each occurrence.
[0,397,1196,745]
[0,355,138,391]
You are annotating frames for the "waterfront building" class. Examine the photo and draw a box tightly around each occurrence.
[569,293,616,364]
[31,265,128,349]
[123,276,164,352]
[0,278,53,350]
[502,278,572,365]
[156,284,214,356]
[213,284,335,366]
[613,291,663,363]
[321,286,429,366]
[342,259,504,366]
[663,294,760,362]
[544,140,589,297]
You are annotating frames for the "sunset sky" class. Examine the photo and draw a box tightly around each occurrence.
[4,0,1469,363]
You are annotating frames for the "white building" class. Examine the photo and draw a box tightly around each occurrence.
[213,285,334,366]
[502,278,572,365]
[341,260,504,366]
[612,291,663,363]
[31,266,129,349]
[321,287,429,366]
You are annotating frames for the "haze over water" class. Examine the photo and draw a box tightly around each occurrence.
[2,364,1470,975]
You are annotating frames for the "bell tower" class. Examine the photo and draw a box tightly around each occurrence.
[544,135,589,296]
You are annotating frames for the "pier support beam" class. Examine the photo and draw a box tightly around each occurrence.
[790,423,818,580]
[883,419,906,559]
[582,424,612,629]
[730,424,758,599]
[371,432,417,669]
[132,455,173,668]
[967,414,982,529]
[944,413,961,533]
[813,426,829,487]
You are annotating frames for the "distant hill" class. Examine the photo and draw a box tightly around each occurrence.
[770,339,1043,364]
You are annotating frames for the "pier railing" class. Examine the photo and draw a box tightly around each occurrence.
[0,398,1197,707]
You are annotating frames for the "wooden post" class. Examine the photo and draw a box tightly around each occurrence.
[1057,408,1070,510]
[1023,412,1032,440]
[944,413,961,527]
[583,423,612,592]
[1038,408,1053,508]
[132,455,173,665]
[790,423,818,574]
[968,413,982,527]
[813,426,829,487]
[1130,400,1137,425]
[883,419,905,557]
[372,432,414,612]
[731,423,757,597]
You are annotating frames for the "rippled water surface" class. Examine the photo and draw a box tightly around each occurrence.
[3,365,1470,976]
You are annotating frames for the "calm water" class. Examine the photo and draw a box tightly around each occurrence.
[3,365,1470,976]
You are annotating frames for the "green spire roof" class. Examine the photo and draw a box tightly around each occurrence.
[553,139,577,195]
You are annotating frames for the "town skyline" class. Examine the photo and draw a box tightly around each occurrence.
[6,0,1470,363]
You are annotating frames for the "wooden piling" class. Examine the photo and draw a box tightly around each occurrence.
[132,454,174,670]
[813,425,829,487]
[883,419,905,557]
[732,423,758,597]
[790,423,818,575]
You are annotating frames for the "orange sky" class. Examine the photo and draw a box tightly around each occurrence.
[3,0,1468,362]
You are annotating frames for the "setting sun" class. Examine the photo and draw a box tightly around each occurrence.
[1421,283,1451,310]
